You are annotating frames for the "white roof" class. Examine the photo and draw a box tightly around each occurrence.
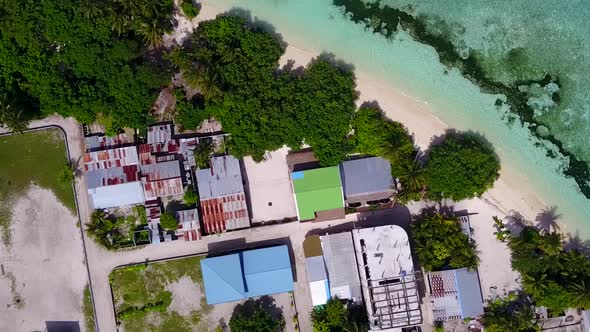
[88,181,145,209]
[309,280,329,306]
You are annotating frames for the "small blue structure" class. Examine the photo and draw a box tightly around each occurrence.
[200,245,294,304]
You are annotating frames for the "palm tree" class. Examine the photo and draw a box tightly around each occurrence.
[539,232,563,256]
[193,140,213,169]
[113,0,144,17]
[523,274,548,297]
[570,280,590,308]
[396,159,426,193]
[0,94,29,134]
[79,0,103,19]
[137,20,164,46]
[182,67,222,99]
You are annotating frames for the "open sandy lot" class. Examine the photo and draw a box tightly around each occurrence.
[243,147,298,223]
[0,186,88,331]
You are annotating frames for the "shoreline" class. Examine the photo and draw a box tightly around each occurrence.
[195,1,547,226]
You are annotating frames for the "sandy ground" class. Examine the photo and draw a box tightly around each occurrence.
[243,147,298,223]
[0,186,87,331]
[166,276,202,317]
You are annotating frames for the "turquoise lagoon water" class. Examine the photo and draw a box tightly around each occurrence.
[201,0,590,235]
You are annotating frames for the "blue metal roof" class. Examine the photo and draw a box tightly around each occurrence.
[200,245,294,304]
[455,268,484,318]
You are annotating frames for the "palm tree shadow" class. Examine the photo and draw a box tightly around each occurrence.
[534,206,561,233]
[504,210,529,235]
[564,231,590,255]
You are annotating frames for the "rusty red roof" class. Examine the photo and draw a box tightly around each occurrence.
[201,193,250,234]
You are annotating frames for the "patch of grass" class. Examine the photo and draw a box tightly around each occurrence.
[83,284,96,332]
[110,256,205,331]
[0,129,75,245]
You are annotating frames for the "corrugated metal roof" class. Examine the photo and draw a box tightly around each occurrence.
[88,181,145,209]
[142,177,183,200]
[340,157,394,199]
[429,268,483,320]
[320,232,363,302]
[176,209,201,241]
[140,160,181,181]
[86,165,139,189]
[196,155,244,200]
[83,146,139,171]
[147,124,178,153]
[85,134,129,150]
[201,245,294,305]
[201,193,249,233]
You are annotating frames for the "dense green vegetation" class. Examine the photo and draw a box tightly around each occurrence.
[0,129,75,245]
[482,293,538,332]
[508,226,590,313]
[86,210,147,250]
[425,132,500,201]
[174,89,210,132]
[311,298,368,332]
[110,257,208,331]
[229,298,285,332]
[159,212,178,230]
[171,15,357,164]
[180,0,200,19]
[0,0,174,133]
[183,189,198,206]
[412,213,478,271]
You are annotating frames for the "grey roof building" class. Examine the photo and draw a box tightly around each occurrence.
[339,157,394,205]
[428,267,484,320]
[320,232,363,302]
[196,155,245,200]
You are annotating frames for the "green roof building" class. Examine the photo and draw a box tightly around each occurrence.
[291,166,345,221]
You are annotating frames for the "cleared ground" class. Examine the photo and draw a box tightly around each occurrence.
[110,256,298,332]
[0,129,75,244]
[0,129,91,331]
[0,186,88,331]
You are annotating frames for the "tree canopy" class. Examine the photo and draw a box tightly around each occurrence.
[311,298,368,332]
[481,294,538,332]
[425,132,500,201]
[159,213,178,230]
[0,0,174,132]
[229,298,285,332]
[412,213,478,271]
[509,226,590,313]
[172,15,358,164]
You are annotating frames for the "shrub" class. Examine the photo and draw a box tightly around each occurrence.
[183,189,198,206]
[180,1,199,19]
[425,132,500,201]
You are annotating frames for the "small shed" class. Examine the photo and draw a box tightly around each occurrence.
[339,157,394,205]
[428,268,484,320]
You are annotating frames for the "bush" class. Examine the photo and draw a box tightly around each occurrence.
[311,298,368,332]
[412,213,478,271]
[425,132,500,201]
[159,213,178,230]
[183,189,198,206]
[180,1,199,18]
[229,298,285,332]
[481,294,537,332]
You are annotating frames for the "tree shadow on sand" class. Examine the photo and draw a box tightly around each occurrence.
[564,231,590,255]
[534,206,561,233]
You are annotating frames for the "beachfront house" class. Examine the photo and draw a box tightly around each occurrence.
[339,157,395,207]
[291,166,345,222]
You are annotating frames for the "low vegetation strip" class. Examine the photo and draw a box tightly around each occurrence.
[110,256,207,332]
[0,129,75,244]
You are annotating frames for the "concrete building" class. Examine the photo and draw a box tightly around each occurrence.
[320,232,363,303]
[303,235,330,306]
[196,155,250,233]
[200,245,294,305]
[352,225,423,331]
[291,166,345,222]
[428,268,484,321]
[340,157,395,207]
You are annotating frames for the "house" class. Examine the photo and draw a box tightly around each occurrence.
[196,155,250,233]
[147,123,179,154]
[84,146,145,209]
[352,225,423,330]
[428,268,484,321]
[303,235,330,306]
[176,209,201,241]
[200,245,294,305]
[339,157,395,207]
[320,232,363,303]
[291,166,345,222]
[140,160,184,200]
